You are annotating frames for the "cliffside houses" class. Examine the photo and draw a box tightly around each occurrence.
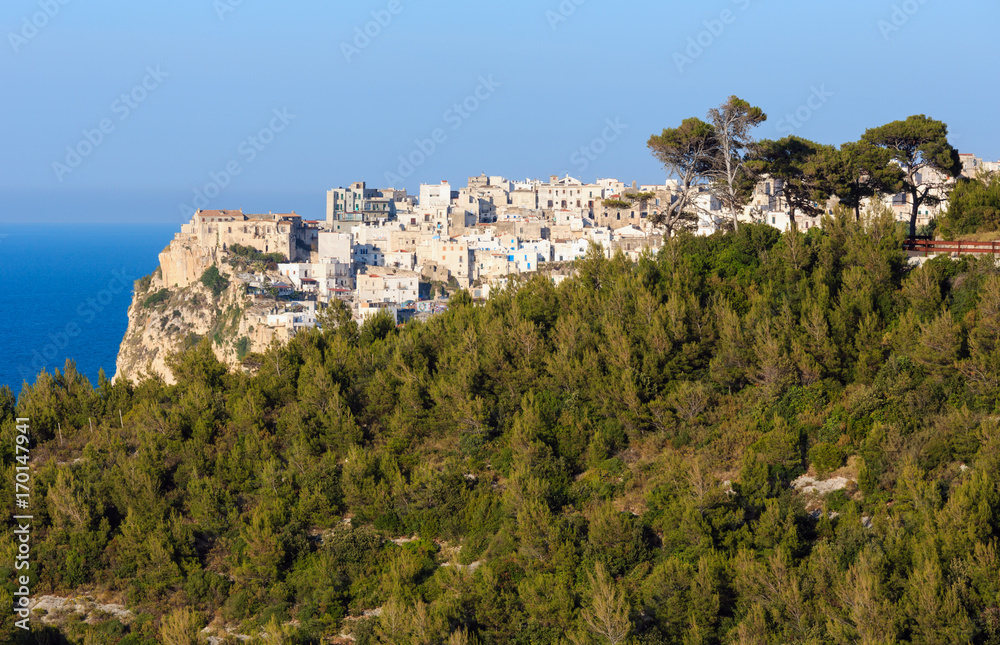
[173,155,996,335]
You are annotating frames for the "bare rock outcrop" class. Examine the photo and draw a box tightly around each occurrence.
[114,243,287,385]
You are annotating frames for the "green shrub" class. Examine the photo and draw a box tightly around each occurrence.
[142,289,170,308]
[201,264,230,297]
[232,336,250,361]
[603,198,631,209]
[228,243,286,265]
[809,441,844,478]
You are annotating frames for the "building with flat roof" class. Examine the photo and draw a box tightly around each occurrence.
[326,182,404,232]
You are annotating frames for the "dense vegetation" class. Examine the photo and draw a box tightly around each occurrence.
[226,244,287,272]
[4,208,1000,644]
[200,265,230,298]
[940,174,1000,238]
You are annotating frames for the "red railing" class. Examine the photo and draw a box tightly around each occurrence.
[903,238,1000,256]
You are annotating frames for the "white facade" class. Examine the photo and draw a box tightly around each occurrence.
[318,231,353,264]
[459,232,502,252]
[315,261,355,295]
[507,241,551,272]
[278,261,354,296]
[419,181,453,209]
[586,228,612,246]
[266,303,317,331]
[356,272,420,304]
[385,250,417,271]
[552,238,590,262]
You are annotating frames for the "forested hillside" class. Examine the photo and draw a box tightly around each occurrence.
[3,207,1000,644]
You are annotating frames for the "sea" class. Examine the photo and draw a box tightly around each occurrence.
[0,223,177,395]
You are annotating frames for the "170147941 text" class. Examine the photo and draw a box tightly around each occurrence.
[13,417,33,631]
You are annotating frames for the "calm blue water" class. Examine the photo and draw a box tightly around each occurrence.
[0,224,176,395]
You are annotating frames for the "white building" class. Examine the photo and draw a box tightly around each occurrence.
[552,238,590,262]
[266,302,317,332]
[356,271,420,304]
[586,227,612,249]
[357,301,398,324]
[385,250,417,271]
[419,181,453,209]
[278,261,354,297]
[318,231,353,264]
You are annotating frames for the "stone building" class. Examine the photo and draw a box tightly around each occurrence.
[537,175,605,211]
[417,238,475,286]
[181,209,314,260]
[162,209,317,288]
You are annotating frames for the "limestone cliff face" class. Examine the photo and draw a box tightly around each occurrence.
[114,242,289,385]
[159,233,220,289]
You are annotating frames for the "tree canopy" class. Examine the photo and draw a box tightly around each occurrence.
[707,96,768,229]
[862,114,962,237]
[750,135,836,226]
[939,173,1000,238]
[651,103,971,237]
[7,210,1000,644]
[647,117,715,236]
[828,140,906,221]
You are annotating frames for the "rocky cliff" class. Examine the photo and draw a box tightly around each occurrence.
[114,239,291,385]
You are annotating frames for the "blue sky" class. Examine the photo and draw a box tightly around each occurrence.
[2,0,998,223]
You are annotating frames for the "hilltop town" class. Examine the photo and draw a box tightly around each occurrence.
[115,154,997,384]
